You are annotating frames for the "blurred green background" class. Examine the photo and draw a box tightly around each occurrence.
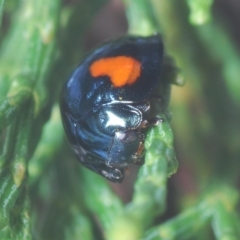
[0,0,240,239]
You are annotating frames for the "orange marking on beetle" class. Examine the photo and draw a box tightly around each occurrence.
[90,56,141,87]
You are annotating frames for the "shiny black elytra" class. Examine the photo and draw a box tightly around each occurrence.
[60,35,166,182]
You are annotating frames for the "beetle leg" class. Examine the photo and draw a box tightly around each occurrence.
[140,116,164,128]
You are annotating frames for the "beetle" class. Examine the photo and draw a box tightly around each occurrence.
[60,35,169,183]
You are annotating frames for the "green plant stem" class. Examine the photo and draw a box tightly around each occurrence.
[0,0,60,234]
[143,201,211,240]
[186,0,214,25]
[123,0,159,35]
[0,114,19,169]
[80,168,124,232]
[0,103,33,229]
[0,91,32,133]
[143,185,239,240]
[197,20,240,106]
[106,115,177,240]
[0,0,60,131]
[127,114,177,223]
[212,203,240,240]
[208,185,240,240]
[10,193,31,240]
